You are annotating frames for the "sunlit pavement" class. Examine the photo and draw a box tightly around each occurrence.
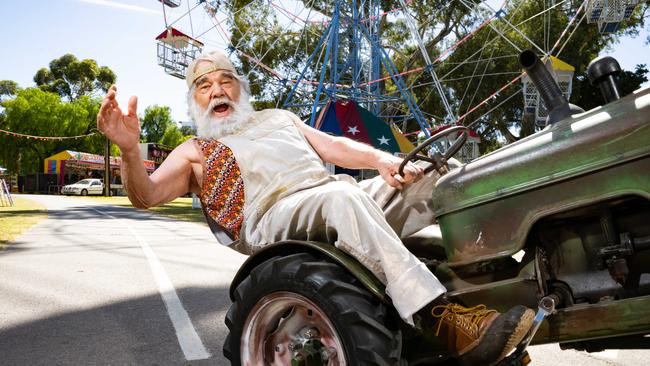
[1,194,647,365]
[527,343,650,366]
[0,194,245,365]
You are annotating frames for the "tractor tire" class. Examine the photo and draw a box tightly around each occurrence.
[224,252,403,365]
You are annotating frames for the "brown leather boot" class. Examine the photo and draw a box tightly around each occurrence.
[431,303,535,366]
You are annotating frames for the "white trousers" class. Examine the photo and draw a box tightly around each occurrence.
[244,168,447,322]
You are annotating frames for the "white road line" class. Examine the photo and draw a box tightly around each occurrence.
[91,208,210,361]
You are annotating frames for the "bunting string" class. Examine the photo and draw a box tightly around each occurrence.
[0,128,98,141]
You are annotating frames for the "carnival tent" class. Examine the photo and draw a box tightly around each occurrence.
[315,100,416,154]
[44,150,156,185]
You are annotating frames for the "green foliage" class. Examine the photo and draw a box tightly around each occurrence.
[0,80,18,101]
[141,105,174,143]
[159,123,186,148]
[0,88,105,174]
[34,54,116,101]
[180,125,196,136]
[571,63,648,110]
[225,0,649,153]
[140,104,188,148]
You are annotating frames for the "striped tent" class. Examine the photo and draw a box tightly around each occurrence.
[315,100,415,154]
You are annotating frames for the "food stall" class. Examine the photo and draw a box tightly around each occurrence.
[43,150,156,193]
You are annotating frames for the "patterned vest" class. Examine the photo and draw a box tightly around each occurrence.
[196,138,245,240]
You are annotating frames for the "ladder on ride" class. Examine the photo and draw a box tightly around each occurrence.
[0,178,13,207]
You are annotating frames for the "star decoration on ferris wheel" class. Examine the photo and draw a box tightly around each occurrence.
[377,136,390,145]
[347,126,360,136]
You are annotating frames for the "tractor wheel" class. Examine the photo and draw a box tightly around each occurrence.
[224,252,403,365]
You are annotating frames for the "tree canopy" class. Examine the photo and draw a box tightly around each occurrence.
[0,53,120,174]
[222,0,649,152]
[34,54,116,101]
[141,105,191,148]
[0,80,18,101]
[0,52,190,174]
[0,88,107,174]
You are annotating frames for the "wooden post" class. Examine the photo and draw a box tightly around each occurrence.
[104,137,111,197]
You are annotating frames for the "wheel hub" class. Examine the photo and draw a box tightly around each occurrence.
[241,292,345,365]
[286,327,337,365]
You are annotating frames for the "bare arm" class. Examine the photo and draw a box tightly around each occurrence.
[120,141,196,208]
[293,119,422,188]
[97,85,196,208]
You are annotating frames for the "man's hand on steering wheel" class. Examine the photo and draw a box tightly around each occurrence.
[377,155,424,189]
[399,126,468,177]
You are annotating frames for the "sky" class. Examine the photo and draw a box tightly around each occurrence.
[1,0,648,124]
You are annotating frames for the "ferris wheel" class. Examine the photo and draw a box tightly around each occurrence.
[153,0,642,159]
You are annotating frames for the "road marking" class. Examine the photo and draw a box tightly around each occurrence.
[92,208,210,361]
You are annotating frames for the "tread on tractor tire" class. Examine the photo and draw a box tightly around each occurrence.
[224,252,403,365]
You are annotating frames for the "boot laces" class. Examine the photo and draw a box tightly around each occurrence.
[431,304,497,337]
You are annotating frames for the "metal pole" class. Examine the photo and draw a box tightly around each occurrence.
[104,136,111,197]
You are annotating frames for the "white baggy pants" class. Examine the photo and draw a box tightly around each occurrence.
[244,168,447,322]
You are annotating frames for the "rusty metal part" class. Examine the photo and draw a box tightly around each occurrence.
[240,291,345,365]
[606,258,629,285]
[532,294,650,345]
[433,86,650,266]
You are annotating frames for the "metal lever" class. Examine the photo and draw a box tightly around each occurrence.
[520,295,556,350]
[497,295,557,366]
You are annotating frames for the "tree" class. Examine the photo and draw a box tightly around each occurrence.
[224,0,477,114]
[402,0,650,151]
[34,54,116,101]
[572,63,648,111]
[0,80,18,101]
[160,124,190,148]
[180,125,196,136]
[0,88,105,174]
[140,105,174,143]
[221,0,649,152]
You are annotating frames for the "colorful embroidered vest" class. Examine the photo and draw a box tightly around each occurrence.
[197,139,245,240]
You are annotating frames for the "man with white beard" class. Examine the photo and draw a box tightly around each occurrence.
[97,50,534,365]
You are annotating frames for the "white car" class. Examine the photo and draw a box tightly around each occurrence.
[61,179,104,196]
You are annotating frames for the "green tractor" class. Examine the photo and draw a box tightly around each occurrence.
[215,50,650,365]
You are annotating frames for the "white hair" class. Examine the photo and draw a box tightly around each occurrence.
[187,83,256,140]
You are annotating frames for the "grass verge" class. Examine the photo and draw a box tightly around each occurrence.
[78,196,207,225]
[0,197,48,247]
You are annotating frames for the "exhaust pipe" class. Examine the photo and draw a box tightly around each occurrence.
[520,50,572,125]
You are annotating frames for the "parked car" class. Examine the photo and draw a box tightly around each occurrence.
[61,179,104,196]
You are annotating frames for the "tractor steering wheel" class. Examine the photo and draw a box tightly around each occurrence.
[398,126,469,176]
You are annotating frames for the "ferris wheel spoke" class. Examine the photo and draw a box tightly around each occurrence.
[457,38,492,110]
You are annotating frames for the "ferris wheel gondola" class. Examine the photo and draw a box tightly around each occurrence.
[155,26,204,79]
[586,0,640,33]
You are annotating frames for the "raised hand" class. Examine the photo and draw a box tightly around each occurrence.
[97,85,140,153]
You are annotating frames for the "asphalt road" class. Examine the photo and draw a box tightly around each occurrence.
[1,194,648,365]
[1,194,246,365]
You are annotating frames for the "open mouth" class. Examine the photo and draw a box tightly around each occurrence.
[213,103,230,114]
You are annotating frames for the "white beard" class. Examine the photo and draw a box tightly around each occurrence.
[189,90,256,139]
